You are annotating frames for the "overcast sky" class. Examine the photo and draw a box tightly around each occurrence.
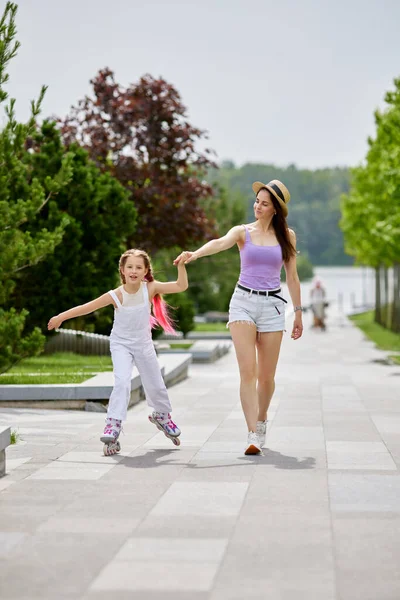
[5,0,400,169]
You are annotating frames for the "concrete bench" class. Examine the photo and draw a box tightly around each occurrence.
[0,366,157,411]
[158,353,192,386]
[81,366,147,412]
[190,340,231,363]
[0,426,11,477]
[157,341,231,363]
[0,353,192,411]
[187,331,231,340]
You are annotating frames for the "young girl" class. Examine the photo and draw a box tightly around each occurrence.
[48,248,189,455]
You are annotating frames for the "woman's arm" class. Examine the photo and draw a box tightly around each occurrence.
[48,293,114,330]
[284,230,303,340]
[148,258,188,298]
[173,225,244,265]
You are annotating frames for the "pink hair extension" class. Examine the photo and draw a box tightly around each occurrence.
[151,294,177,335]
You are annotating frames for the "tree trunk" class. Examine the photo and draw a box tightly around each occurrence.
[374,266,382,325]
[391,263,400,333]
[384,266,389,328]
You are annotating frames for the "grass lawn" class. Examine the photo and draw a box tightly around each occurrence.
[350,311,400,365]
[194,322,227,332]
[0,352,113,384]
[168,342,193,349]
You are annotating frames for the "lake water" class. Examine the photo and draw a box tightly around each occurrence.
[282,266,377,314]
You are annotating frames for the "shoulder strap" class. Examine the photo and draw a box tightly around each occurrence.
[108,289,122,309]
[142,281,150,304]
[241,224,250,241]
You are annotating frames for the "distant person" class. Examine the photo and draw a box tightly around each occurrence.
[48,249,189,455]
[174,180,303,455]
[310,279,327,330]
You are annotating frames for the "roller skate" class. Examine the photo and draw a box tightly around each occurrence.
[148,411,181,446]
[100,417,122,456]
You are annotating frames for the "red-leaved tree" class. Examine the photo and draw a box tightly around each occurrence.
[58,68,217,253]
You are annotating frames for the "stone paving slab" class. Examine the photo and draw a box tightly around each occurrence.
[0,306,399,599]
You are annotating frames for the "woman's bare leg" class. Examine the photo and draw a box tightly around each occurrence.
[229,322,258,432]
[256,331,283,421]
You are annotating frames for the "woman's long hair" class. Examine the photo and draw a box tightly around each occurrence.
[119,249,176,335]
[258,189,297,262]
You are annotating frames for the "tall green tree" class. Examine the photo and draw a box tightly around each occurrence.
[341,77,400,331]
[10,122,137,335]
[0,3,73,373]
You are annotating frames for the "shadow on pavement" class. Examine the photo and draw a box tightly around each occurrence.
[117,448,316,471]
[253,448,316,470]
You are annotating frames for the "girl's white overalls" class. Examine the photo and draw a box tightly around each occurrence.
[107,283,171,421]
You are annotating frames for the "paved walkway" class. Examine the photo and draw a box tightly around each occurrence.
[0,307,399,600]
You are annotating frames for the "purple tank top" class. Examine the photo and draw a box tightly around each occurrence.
[239,227,283,290]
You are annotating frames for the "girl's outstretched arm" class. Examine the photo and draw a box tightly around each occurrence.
[47,293,114,330]
[173,225,244,265]
[148,257,188,299]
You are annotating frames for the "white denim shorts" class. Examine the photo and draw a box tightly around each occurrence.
[227,286,286,333]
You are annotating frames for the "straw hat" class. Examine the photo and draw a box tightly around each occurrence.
[252,179,291,217]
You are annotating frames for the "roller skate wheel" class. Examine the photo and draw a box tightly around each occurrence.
[172,437,181,446]
[103,444,110,456]
[103,441,120,456]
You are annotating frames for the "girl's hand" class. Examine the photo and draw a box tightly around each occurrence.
[174,255,185,266]
[48,315,63,331]
[173,251,196,265]
[291,314,303,340]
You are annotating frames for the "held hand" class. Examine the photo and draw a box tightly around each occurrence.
[291,314,303,340]
[174,255,185,266]
[173,251,197,266]
[173,252,185,265]
[47,315,63,331]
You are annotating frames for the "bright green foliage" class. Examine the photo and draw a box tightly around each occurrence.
[341,78,400,268]
[10,122,136,336]
[0,3,74,373]
[168,292,196,338]
[341,77,400,332]
[0,307,45,371]
[350,310,400,355]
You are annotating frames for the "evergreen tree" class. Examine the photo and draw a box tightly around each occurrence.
[10,122,137,335]
[0,3,73,372]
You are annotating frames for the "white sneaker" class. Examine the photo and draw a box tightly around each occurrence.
[256,420,268,448]
[244,431,261,455]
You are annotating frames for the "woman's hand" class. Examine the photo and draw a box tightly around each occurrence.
[291,313,303,340]
[173,251,197,265]
[48,315,63,331]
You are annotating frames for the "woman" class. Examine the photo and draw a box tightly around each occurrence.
[174,179,303,455]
